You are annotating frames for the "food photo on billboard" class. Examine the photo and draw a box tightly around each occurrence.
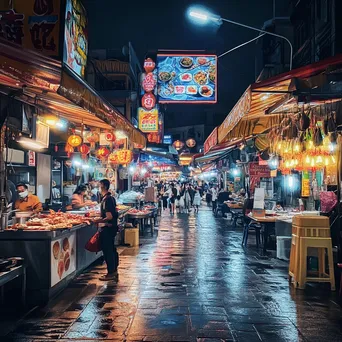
[63,0,88,78]
[156,54,217,103]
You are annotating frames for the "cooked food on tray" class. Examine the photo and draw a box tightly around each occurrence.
[186,85,198,95]
[180,73,192,82]
[180,57,193,68]
[174,85,186,94]
[8,210,92,231]
[194,71,208,85]
[197,57,209,65]
[158,71,172,82]
[199,85,214,97]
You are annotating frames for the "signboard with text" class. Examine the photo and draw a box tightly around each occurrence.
[249,162,270,193]
[63,0,88,78]
[204,127,218,154]
[0,0,60,56]
[138,108,159,133]
[157,54,217,103]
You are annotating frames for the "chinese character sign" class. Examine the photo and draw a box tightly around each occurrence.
[0,0,60,56]
[138,108,159,133]
[63,0,88,78]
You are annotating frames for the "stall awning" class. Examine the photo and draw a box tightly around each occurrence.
[216,54,342,144]
[194,139,243,164]
[0,39,146,147]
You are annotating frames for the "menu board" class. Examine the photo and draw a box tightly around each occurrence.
[63,0,88,78]
[156,54,217,103]
[51,232,76,287]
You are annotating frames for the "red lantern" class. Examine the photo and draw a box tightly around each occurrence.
[173,140,184,150]
[97,147,110,159]
[85,132,99,149]
[117,149,133,165]
[108,152,118,164]
[144,58,155,73]
[142,72,156,92]
[142,93,156,110]
[67,134,82,147]
[186,138,196,148]
[105,132,116,143]
[65,144,74,158]
[79,144,90,159]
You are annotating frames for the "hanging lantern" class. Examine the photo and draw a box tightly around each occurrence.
[97,147,110,159]
[85,132,99,149]
[142,93,156,110]
[105,132,116,143]
[108,152,119,164]
[186,138,196,148]
[79,144,90,159]
[65,144,74,158]
[173,140,184,150]
[67,134,82,147]
[117,149,133,164]
[143,58,155,73]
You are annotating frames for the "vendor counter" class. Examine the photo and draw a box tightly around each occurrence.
[0,223,101,305]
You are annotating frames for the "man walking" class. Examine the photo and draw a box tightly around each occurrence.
[97,179,119,281]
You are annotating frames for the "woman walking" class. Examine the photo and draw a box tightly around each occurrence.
[193,187,201,213]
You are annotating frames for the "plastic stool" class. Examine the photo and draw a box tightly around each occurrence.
[295,236,335,290]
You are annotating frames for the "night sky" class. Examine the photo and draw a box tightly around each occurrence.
[83,0,286,130]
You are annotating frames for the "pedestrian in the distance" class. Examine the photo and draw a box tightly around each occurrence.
[193,187,201,213]
[211,185,218,213]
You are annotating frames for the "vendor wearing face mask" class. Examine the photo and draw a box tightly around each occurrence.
[15,183,42,213]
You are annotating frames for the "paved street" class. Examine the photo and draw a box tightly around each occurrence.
[2,207,342,341]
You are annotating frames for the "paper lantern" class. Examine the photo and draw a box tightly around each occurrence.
[67,134,82,147]
[144,58,155,73]
[142,93,156,110]
[105,132,116,143]
[173,140,184,150]
[186,138,196,148]
[85,132,99,149]
[79,144,90,159]
[97,147,110,159]
[108,152,118,164]
[142,72,157,92]
[65,144,74,158]
[117,149,133,164]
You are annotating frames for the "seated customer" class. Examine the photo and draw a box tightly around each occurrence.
[71,184,96,210]
[273,201,284,212]
[217,189,232,217]
[15,183,42,213]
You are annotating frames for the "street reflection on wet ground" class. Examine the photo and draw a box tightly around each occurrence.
[2,207,342,341]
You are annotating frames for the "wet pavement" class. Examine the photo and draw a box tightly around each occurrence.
[2,207,342,341]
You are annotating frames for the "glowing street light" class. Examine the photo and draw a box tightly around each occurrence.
[187,6,293,70]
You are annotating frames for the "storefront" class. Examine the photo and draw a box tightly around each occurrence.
[204,54,342,259]
[0,38,145,305]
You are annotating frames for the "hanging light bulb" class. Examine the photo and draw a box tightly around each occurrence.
[311,158,315,168]
[305,155,311,164]
[324,157,330,166]
[331,155,336,164]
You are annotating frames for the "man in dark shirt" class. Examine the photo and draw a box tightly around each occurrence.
[97,179,119,281]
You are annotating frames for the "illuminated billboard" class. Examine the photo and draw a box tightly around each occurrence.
[156,54,217,103]
[63,0,88,78]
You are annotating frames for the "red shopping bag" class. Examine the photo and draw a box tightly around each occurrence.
[320,191,337,213]
[85,231,101,252]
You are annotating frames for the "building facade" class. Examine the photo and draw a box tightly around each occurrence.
[290,0,341,68]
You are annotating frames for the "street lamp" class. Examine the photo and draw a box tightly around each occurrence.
[188,7,293,70]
